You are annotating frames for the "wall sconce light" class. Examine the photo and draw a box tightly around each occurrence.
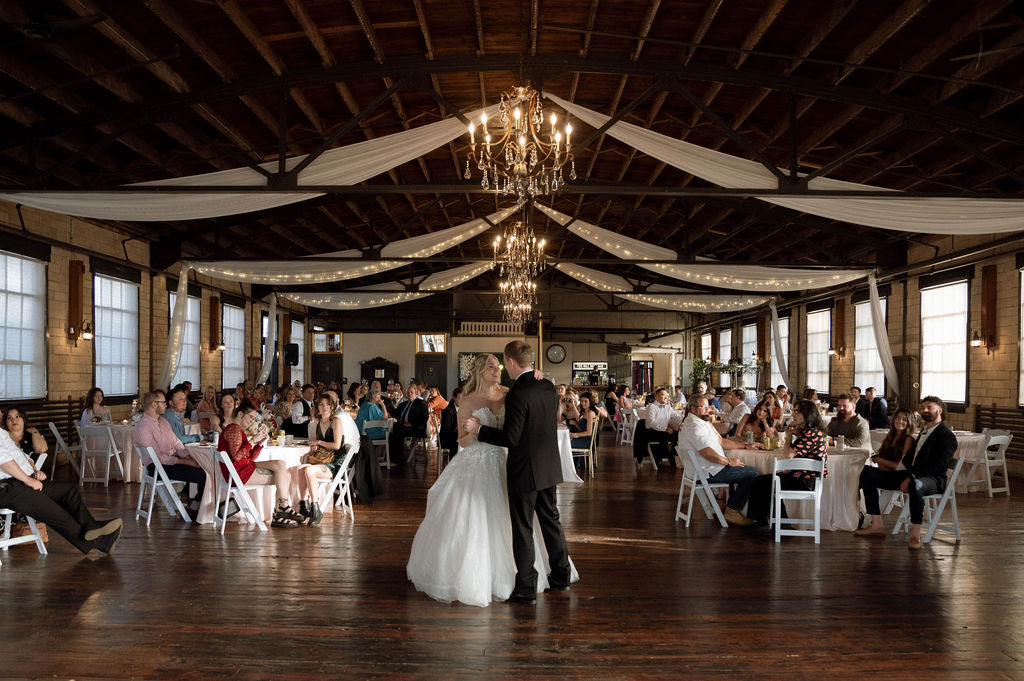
[216,338,227,351]
[828,346,846,359]
[970,330,984,348]
[80,321,94,341]
[70,320,93,346]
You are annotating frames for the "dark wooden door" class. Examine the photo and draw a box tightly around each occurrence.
[415,354,447,396]
[311,354,343,386]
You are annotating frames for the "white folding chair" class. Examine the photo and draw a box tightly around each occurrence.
[675,447,729,528]
[315,445,357,519]
[890,456,967,544]
[48,422,81,479]
[571,431,597,477]
[75,424,125,487]
[619,409,636,446]
[363,419,393,468]
[213,451,270,533]
[771,458,824,544]
[974,432,1012,497]
[406,436,431,465]
[134,446,191,526]
[0,508,48,566]
[638,443,659,472]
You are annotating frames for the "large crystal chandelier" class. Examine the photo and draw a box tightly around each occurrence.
[466,85,576,206]
[492,217,546,326]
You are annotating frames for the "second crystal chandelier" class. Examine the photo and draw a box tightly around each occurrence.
[466,85,576,206]
[492,216,545,326]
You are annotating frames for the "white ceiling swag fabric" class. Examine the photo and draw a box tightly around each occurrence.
[256,295,277,386]
[538,204,869,291]
[188,206,516,285]
[768,299,793,390]
[281,261,493,310]
[545,93,1024,235]
[1,103,502,221]
[869,272,900,398]
[556,263,768,312]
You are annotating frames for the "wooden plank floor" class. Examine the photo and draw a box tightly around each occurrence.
[3,433,1024,680]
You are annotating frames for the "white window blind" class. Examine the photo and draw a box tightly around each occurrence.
[854,300,887,394]
[0,251,46,399]
[700,332,712,361]
[94,274,139,397]
[169,292,201,388]
[222,304,244,389]
[290,319,305,386]
[741,323,757,387]
[921,281,967,403]
[805,309,831,394]
[770,317,790,390]
[718,328,732,388]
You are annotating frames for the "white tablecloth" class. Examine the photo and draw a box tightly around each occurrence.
[81,423,137,482]
[558,428,584,484]
[733,446,870,531]
[868,428,988,492]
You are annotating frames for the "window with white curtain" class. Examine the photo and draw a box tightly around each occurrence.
[921,281,968,403]
[854,299,886,394]
[805,309,831,394]
[719,328,732,388]
[700,332,712,361]
[741,323,757,387]
[290,319,305,386]
[1020,271,1024,406]
[0,251,46,399]
[94,274,139,396]
[222,303,244,389]
[769,317,790,390]
[168,292,201,388]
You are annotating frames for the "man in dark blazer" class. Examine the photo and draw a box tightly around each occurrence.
[466,341,572,604]
[866,387,890,429]
[438,387,461,457]
[389,384,428,468]
[855,395,958,550]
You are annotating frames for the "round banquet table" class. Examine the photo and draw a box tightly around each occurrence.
[83,421,203,484]
[558,427,584,484]
[732,445,870,531]
[868,428,988,493]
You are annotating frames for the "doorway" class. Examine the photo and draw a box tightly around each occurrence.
[415,354,447,396]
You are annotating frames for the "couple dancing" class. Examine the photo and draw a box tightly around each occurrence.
[406,341,579,607]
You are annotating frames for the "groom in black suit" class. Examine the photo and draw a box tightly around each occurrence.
[466,340,572,604]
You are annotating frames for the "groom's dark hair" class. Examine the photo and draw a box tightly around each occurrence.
[504,340,534,368]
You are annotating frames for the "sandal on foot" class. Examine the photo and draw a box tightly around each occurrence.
[271,507,302,528]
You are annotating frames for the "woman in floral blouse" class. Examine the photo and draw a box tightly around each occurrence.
[743,399,828,533]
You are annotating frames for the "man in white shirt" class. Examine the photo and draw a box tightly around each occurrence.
[723,389,751,437]
[776,385,792,413]
[677,395,760,526]
[289,383,316,436]
[645,387,683,468]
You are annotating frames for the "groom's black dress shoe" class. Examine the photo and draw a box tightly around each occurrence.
[505,592,536,605]
[547,581,571,591]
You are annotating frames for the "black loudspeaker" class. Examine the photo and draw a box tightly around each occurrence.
[284,343,299,366]
[524,321,538,336]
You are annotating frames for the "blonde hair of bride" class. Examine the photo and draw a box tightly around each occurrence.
[462,353,499,397]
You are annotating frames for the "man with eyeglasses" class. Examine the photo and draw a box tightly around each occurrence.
[134,391,209,521]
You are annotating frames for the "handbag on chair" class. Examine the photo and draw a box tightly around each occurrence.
[307,447,336,466]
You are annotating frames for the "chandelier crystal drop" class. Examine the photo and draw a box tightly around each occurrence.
[492,218,546,326]
[466,85,575,206]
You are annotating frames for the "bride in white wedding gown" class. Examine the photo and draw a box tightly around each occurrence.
[406,354,578,607]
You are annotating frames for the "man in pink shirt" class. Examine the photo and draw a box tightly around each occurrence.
[134,391,207,519]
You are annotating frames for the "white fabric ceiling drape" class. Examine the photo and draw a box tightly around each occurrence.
[768,300,793,390]
[538,205,871,291]
[281,261,492,310]
[545,93,1024,235]
[257,295,277,386]
[157,273,192,389]
[555,263,768,312]
[1,104,502,221]
[869,272,900,398]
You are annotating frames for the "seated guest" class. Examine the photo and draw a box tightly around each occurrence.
[702,384,722,412]
[287,384,316,437]
[617,385,634,413]
[356,388,391,441]
[866,387,890,429]
[3,406,47,462]
[851,386,870,421]
[677,394,760,527]
[761,391,780,421]
[293,395,345,526]
[0,428,122,555]
[438,387,461,456]
[346,382,361,404]
[219,405,300,528]
[426,386,448,434]
[80,387,112,425]
[673,386,687,410]
[645,387,683,469]
[181,381,197,412]
[605,384,618,418]
[210,393,238,433]
[872,409,915,471]
[163,386,202,444]
[775,385,792,416]
[735,400,777,443]
[744,399,828,533]
[195,385,218,431]
[133,391,207,518]
[802,387,819,404]
[273,387,298,428]
[566,392,597,455]
[722,388,751,437]
[321,389,361,457]
[826,394,871,449]
[855,395,957,549]
[370,380,395,415]
[389,384,428,468]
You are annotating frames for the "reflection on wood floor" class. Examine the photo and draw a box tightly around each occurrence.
[2,434,1022,680]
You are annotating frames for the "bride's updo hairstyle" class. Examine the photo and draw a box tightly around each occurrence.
[462,353,498,397]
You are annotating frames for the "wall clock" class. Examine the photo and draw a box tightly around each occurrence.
[546,343,566,364]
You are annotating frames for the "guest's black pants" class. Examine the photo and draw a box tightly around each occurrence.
[148,463,206,502]
[645,429,677,467]
[746,473,814,524]
[389,426,426,467]
[0,480,99,553]
[859,467,942,525]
